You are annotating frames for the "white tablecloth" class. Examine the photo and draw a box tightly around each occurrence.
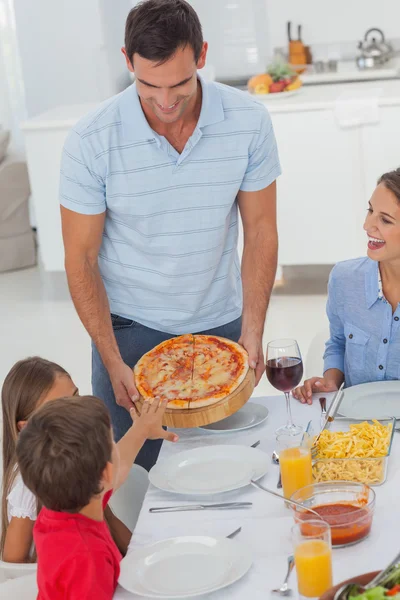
[114,394,400,599]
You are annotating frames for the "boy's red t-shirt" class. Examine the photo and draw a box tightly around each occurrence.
[34,491,122,600]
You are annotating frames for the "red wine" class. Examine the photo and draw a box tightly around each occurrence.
[266,357,303,392]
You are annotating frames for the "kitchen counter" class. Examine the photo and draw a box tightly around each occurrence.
[246,78,400,113]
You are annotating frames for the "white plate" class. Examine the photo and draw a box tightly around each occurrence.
[199,402,269,433]
[149,445,268,495]
[119,536,252,598]
[338,380,400,419]
[249,89,301,101]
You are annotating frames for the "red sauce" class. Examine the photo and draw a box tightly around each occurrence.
[297,503,373,546]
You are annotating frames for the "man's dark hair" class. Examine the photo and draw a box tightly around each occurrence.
[16,396,112,512]
[125,0,203,65]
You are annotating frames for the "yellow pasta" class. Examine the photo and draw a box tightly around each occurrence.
[312,421,392,485]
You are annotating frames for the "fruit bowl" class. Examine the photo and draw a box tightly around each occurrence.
[248,60,302,97]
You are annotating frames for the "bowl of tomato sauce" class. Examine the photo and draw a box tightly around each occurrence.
[290,481,376,548]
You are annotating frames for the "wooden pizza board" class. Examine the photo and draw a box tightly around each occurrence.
[137,368,255,429]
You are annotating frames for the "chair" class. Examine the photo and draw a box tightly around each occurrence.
[109,464,149,532]
[304,327,330,378]
[0,572,37,598]
[0,560,36,583]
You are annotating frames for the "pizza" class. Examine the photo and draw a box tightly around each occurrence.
[134,335,249,410]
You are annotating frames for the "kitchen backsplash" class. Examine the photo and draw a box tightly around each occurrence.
[274,38,400,64]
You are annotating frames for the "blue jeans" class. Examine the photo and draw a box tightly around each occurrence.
[92,316,242,471]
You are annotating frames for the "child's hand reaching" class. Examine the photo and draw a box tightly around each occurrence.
[130,398,179,443]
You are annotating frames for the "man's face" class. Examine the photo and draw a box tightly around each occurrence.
[122,44,207,124]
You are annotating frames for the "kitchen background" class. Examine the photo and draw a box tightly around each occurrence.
[1,0,400,393]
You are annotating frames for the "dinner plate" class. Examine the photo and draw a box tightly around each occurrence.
[149,445,268,495]
[199,402,269,433]
[119,535,252,598]
[338,380,400,419]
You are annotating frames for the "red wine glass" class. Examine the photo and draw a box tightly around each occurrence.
[266,339,304,435]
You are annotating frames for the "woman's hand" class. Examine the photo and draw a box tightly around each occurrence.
[293,377,338,404]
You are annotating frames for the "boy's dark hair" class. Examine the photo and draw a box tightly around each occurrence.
[16,396,112,512]
[125,0,203,65]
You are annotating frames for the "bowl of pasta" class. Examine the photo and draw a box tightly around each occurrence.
[290,481,376,547]
[308,417,395,486]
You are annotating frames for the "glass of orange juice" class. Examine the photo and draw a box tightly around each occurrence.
[292,520,333,599]
[277,433,313,500]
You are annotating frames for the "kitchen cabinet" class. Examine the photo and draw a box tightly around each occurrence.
[272,110,364,265]
[21,104,97,271]
[22,80,400,272]
[262,79,400,266]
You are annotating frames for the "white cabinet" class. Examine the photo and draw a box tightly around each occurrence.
[272,109,365,266]
[21,104,97,271]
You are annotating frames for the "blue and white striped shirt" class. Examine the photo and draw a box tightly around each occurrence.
[60,77,281,334]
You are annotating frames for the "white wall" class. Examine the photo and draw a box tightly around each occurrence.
[13,0,132,118]
[190,0,400,79]
[0,38,11,129]
[0,0,27,152]
[265,0,400,53]
[97,0,133,94]
[189,0,270,79]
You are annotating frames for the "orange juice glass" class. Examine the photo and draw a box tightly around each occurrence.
[292,520,333,599]
[277,434,313,499]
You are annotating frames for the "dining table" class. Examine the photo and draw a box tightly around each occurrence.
[114,392,400,600]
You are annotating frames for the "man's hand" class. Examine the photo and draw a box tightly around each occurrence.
[108,360,140,412]
[239,331,265,385]
[130,398,179,443]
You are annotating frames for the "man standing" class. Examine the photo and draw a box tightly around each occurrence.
[60,0,280,470]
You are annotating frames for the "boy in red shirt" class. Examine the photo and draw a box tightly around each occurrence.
[16,395,178,599]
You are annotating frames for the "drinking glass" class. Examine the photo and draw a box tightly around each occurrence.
[266,339,304,435]
[276,433,313,500]
[292,520,333,600]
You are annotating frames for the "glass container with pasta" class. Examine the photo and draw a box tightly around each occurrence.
[307,417,395,486]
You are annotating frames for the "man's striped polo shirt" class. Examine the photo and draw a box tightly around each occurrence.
[59,76,281,334]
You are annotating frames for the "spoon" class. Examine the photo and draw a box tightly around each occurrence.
[251,480,322,518]
[272,555,294,596]
[272,450,282,489]
[272,450,280,464]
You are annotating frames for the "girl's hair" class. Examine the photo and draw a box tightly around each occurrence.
[378,168,400,202]
[1,357,69,558]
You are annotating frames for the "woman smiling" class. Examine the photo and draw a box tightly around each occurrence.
[294,169,400,404]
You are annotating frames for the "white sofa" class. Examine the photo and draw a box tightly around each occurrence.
[0,130,36,272]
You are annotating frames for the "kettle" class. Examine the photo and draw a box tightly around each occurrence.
[356,28,392,70]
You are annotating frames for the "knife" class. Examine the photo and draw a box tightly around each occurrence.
[149,502,252,513]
